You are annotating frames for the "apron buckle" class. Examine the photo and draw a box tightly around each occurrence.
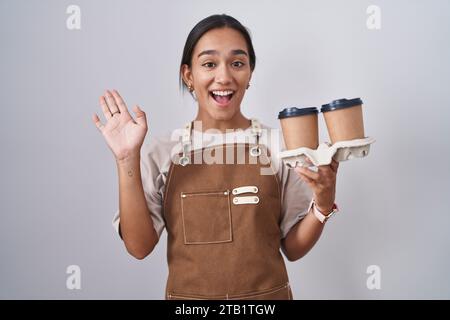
[250,146,262,157]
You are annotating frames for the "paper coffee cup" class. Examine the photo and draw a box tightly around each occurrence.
[278,107,319,150]
[320,98,365,144]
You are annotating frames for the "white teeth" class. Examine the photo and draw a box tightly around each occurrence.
[212,90,234,96]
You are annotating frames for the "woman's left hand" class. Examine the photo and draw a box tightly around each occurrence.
[294,158,339,213]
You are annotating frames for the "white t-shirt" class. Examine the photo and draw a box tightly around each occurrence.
[112,121,313,239]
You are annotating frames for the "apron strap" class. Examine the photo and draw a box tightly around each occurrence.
[179,122,192,166]
[249,118,262,157]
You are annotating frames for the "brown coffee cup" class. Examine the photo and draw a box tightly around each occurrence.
[320,98,365,144]
[278,107,319,150]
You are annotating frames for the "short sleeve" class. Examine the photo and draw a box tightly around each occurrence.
[279,164,314,238]
[112,137,171,240]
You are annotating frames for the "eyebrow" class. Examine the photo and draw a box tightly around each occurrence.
[197,49,248,58]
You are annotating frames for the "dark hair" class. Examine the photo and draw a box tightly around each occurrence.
[179,14,256,94]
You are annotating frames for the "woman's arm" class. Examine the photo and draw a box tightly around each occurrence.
[281,206,325,261]
[117,155,159,260]
[282,158,339,261]
[93,89,156,260]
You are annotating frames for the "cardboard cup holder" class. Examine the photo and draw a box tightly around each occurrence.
[280,137,376,168]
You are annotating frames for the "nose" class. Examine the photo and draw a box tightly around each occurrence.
[215,64,232,85]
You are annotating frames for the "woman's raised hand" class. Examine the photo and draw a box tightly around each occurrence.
[92,89,148,162]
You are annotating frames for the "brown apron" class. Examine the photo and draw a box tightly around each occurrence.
[163,119,292,300]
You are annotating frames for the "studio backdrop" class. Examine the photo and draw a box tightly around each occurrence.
[1,0,449,299]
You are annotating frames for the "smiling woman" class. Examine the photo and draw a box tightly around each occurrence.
[179,16,255,131]
[93,14,339,301]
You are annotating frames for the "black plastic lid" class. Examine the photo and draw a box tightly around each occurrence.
[278,107,318,119]
[320,98,363,113]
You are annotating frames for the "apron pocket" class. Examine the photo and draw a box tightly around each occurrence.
[181,189,232,244]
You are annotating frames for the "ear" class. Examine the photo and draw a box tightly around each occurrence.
[181,64,193,87]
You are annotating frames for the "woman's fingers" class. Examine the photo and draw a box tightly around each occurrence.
[295,170,316,188]
[305,157,338,173]
[317,158,340,175]
[304,157,314,166]
[104,90,120,115]
[298,172,313,184]
[317,160,339,175]
[330,158,339,172]
[317,164,334,175]
[295,166,319,181]
[132,105,148,128]
[97,89,145,131]
[111,90,129,114]
[99,96,112,120]
[92,113,104,132]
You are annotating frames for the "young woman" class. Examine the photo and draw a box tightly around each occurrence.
[93,14,339,300]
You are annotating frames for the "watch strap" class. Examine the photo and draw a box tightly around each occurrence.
[308,199,339,224]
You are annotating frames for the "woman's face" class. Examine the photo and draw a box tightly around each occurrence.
[182,27,252,123]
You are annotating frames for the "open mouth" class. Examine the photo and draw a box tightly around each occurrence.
[210,90,235,106]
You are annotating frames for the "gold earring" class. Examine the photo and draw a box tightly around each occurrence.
[188,83,194,92]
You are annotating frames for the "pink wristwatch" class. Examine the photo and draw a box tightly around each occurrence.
[308,199,339,224]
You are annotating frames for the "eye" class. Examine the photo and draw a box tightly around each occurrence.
[232,61,245,68]
[202,62,216,68]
